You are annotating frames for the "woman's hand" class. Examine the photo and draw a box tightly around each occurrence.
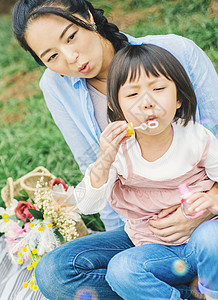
[149,205,214,244]
[90,121,129,188]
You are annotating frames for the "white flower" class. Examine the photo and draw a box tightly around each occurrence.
[51,186,81,222]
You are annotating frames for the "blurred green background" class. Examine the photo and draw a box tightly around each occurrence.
[0,0,217,229]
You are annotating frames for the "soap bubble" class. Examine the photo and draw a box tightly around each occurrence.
[172,259,188,276]
[74,287,98,300]
[191,277,205,299]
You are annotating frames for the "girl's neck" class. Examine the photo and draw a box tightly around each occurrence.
[136,125,174,162]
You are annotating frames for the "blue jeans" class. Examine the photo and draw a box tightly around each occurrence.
[35,222,218,300]
[106,220,218,300]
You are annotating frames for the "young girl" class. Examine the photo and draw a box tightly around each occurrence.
[75,44,218,300]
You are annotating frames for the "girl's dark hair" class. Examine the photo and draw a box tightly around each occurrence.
[107,44,197,126]
[12,0,129,65]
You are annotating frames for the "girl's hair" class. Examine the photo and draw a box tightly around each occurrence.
[107,44,197,126]
[12,0,129,66]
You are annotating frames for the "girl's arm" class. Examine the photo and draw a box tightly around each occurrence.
[90,121,128,188]
[186,185,218,215]
[75,121,129,214]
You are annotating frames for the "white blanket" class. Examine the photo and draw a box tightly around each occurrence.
[0,236,47,300]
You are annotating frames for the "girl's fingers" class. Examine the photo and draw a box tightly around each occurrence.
[111,128,128,145]
[104,121,127,137]
[186,192,203,204]
[107,123,127,139]
[102,124,127,146]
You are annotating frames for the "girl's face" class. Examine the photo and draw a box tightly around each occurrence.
[118,67,181,136]
[25,14,113,78]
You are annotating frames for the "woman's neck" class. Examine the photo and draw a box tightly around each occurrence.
[136,125,174,162]
[87,77,107,95]
[87,38,114,95]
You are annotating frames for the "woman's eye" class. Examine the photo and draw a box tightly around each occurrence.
[48,53,57,62]
[68,32,76,43]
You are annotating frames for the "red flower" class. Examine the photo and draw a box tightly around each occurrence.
[49,178,68,191]
[14,201,37,222]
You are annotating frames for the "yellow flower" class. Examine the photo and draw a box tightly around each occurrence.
[3,213,9,223]
[23,282,28,288]
[32,261,38,268]
[32,248,37,255]
[30,223,35,228]
[33,285,38,291]
[38,226,43,231]
[47,223,53,228]
[18,258,23,264]
[18,252,22,257]
[22,246,27,252]
[30,280,35,285]
[27,265,32,270]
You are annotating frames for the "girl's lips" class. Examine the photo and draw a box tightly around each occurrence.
[79,63,90,74]
[146,116,159,128]
[146,115,156,121]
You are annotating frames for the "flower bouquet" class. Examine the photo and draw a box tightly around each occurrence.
[0,167,88,291]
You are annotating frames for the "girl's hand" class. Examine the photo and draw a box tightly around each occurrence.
[99,121,129,166]
[187,191,218,215]
[90,121,129,188]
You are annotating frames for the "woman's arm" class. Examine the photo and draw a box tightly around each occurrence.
[149,183,218,244]
[182,36,218,136]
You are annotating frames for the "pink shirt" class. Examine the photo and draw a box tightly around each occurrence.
[109,141,215,246]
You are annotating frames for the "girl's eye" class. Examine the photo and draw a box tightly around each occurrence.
[153,87,165,91]
[48,53,58,62]
[127,93,138,97]
[67,32,77,43]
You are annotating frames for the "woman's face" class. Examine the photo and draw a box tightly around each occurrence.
[118,67,181,136]
[25,14,112,78]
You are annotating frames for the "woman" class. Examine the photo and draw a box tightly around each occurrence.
[12,0,218,299]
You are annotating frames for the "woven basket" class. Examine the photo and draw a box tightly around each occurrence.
[1,166,88,238]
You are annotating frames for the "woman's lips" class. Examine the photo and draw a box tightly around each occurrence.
[79,63,90,74]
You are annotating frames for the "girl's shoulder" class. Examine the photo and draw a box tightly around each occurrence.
[174,120,216,146]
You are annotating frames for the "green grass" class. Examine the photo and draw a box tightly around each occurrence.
[0,0,217,231]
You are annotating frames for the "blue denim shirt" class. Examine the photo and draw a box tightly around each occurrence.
[40,34,218,231]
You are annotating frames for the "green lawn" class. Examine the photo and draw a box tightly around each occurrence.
[0,0,217,230]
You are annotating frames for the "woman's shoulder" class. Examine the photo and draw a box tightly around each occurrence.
[127,33,186,48]
[39,68,82,91]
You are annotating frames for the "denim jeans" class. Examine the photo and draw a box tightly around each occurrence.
[106,220,218,300]
[35,221,218,300]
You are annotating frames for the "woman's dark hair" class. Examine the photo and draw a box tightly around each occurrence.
[12,0,129,65]
[107,44,197,126]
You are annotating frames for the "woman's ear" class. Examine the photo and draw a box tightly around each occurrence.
[108,102,113,111]
[88,10,97,31]
[88,10,94,23]
[176,100,182,109]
